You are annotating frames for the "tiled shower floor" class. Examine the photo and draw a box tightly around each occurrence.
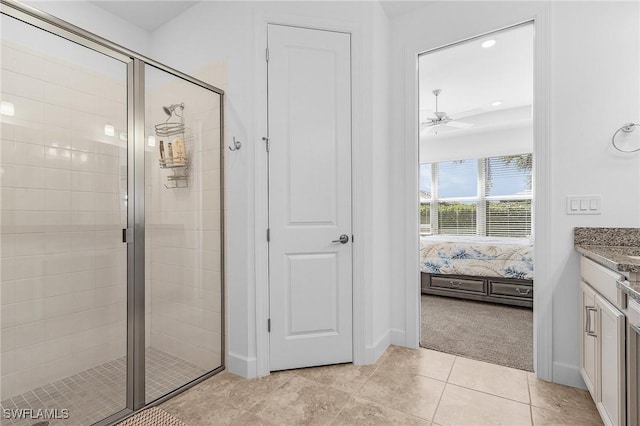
[0,348,207,426]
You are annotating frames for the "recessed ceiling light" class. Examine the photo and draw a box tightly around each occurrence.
[1,101,15,116]
[104,124,115,136]
[491,100,502,107]
[481,39,496,49]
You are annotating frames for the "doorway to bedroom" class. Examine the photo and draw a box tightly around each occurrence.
[418,23,535,371]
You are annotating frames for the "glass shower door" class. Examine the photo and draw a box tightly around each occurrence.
[1,13,129,425]
[143,65,223,403]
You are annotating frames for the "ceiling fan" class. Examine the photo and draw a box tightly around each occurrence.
[421,89,474,135]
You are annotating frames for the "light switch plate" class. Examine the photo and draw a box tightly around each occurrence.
[567,195,601,215]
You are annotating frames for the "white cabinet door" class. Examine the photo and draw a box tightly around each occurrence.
[267,24,353,371]
[580,281,598,398]
[595,293,626,426]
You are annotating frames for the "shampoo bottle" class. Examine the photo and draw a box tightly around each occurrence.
[159,140,165,161]
[172,138,186,165]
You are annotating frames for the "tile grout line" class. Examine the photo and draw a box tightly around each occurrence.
[446,381,533,407]
[350,347,436,422]
[430,355,458,424]
[352,345,391,396]
[327,394,356,425]
[444,355,457,383]
[444,356,535,406]
[354,347,455,423]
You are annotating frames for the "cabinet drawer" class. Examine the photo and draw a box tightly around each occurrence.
[430,276,486,294]
[489,281,533,299]
[580,257,621,306]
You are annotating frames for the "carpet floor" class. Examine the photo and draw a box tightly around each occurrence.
[420,294,533,371]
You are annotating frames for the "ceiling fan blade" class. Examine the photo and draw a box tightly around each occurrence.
[445,121,474,129]
[420,124,436,137]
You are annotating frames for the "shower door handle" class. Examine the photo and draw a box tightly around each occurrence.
[122,228,134,243]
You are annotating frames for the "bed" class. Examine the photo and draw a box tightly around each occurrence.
[420,235,534,307]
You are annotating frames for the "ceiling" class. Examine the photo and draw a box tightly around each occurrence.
[91,1,198,32]
[419,23,534,123]
[379,0,433,18]
[90,0,433,31]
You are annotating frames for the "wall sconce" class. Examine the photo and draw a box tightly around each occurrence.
[104,124,115,136]
[147,136,156,147]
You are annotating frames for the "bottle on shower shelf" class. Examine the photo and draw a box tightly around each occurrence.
[172,138,186,166]
[159,140,165,162]
[167,142,173,162]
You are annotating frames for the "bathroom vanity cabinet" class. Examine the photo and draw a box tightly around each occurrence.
[575,227,640,426]
[579,257,626,426]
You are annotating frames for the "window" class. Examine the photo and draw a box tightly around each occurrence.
[419,164,432,234]
[419,153,532,237]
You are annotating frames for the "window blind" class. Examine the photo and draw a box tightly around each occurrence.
[419,153,533,238]
[437,201,477,235]
[486,199,532,237]
[485,154,532,197]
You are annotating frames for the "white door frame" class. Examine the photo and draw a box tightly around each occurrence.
[403,10,553,380]
[253,11,366,376]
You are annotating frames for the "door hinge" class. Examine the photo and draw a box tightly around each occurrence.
[267,228,270,242]
[262,136,270,152]
[267,318,271,332]
[266,47,269,62]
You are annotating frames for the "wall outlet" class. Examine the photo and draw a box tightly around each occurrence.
[567,195,601,215]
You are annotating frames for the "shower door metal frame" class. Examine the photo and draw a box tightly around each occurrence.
[129,58,147,412]
[0,1,226,424]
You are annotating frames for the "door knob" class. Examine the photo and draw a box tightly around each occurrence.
[332,234,349,244]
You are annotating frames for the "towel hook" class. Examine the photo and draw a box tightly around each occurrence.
[228,136,242,151]
[612,122,640,153]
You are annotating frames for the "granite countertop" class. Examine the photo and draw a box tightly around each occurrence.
[575,245,640,273]
[574,227,640,303]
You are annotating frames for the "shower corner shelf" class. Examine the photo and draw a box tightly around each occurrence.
[159,158,190,189]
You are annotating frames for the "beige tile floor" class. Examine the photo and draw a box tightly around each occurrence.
[160,345,603,425]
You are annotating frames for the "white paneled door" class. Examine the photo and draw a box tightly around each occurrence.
[267,24,352,371]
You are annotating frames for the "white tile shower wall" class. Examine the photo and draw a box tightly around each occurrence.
[0,41,128,400]
[145,62,224,373]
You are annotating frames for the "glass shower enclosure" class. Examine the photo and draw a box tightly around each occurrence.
[0,2,224,424]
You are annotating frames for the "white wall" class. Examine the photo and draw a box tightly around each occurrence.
[369,1,392,362]
[389,0,640,387]
[547,0,639,386]
[420,121,533,163]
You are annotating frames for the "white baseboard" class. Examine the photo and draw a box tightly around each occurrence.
[390,328,414,347]
[552,361,587,389]
[227,351,257,379]
[364,330,391,364]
